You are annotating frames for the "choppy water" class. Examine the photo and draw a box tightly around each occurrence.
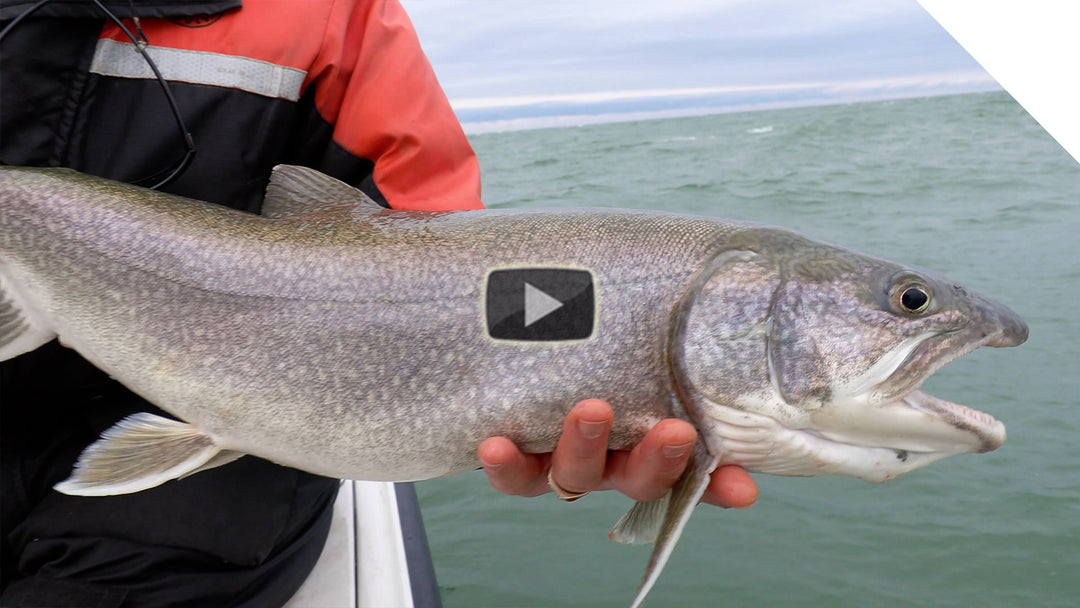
[416,91,1080,607]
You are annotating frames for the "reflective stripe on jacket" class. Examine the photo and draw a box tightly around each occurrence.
[0,0,484,212]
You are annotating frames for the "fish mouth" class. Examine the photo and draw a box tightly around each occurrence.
[794,368,1007,481]
[868,312,1025,454]
[815,313,1025,462]
[696,316,1023,482]
[898,389,1005,453]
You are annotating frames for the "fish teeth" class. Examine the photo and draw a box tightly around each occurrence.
[903,390,1000,429]
[950,403,997,426]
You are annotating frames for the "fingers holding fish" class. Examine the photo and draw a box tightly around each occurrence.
[479,400,704,503]
[547,399,614,500]
[477,436,552,497]
[478,399,615,500]
[478,406,760,508]
[605,418,697,502]
[701,465,759,509]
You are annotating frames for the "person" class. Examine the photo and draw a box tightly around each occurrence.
[0,0,756,605]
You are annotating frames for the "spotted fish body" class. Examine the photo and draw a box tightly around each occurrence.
[0,166,1027,607]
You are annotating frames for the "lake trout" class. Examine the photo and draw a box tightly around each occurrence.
[0,165,1027,607]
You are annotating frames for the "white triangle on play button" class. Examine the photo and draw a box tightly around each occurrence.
[524,282,564,327]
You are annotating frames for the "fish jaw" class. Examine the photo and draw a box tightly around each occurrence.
[698,388,1005,483]
[699,400,961,482]
[697,320,1020,482]
[793,389,1007,482]
[901,389,1006,453]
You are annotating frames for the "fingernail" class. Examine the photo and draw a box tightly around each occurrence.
[662,441,693,460]
[578,419,606,439]
[478,455,503,471]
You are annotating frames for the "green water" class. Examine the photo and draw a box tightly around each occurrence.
[416,91,1080,607]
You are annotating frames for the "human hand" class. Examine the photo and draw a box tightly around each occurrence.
[477,399,758,508]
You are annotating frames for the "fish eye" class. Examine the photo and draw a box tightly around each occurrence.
[898,284,932,314]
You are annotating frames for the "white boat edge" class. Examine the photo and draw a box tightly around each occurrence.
[284,480,441,608]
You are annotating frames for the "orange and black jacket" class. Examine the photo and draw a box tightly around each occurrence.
[0,0,484,212]
[0,1,472,604]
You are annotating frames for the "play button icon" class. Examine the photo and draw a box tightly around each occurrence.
[524,282,564,327]
[486,268,595,341]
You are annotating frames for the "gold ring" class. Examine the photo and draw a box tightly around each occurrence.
[547,470,590,501]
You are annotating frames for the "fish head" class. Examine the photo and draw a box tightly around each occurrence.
[672,227,1027,481]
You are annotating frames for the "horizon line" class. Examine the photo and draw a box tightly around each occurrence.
[457,72,1002,135]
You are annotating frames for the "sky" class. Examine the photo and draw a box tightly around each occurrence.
[403,0,1000,133]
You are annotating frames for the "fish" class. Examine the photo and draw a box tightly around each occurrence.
[0,165,1027,607]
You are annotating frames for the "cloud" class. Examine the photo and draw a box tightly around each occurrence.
[403,0,994,129]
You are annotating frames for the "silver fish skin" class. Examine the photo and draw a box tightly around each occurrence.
[1,166,736,482]
[0,165,1027,607]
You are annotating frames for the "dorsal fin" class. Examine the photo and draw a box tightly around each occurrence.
[262,165,384,219]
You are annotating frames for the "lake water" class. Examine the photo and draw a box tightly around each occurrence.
[416,91,1080,607]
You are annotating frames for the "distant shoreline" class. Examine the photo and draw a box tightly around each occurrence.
[460,81,1002,135]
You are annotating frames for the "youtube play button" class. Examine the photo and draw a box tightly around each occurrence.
[485,267,595,341]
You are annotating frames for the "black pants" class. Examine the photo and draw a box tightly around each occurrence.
[1,342,339,607]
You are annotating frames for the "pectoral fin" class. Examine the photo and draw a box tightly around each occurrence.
[178,449,246,479]
[55,412,239,496]
[624,443,719,608]
[0,273,56,361]
[609,493,670,545]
